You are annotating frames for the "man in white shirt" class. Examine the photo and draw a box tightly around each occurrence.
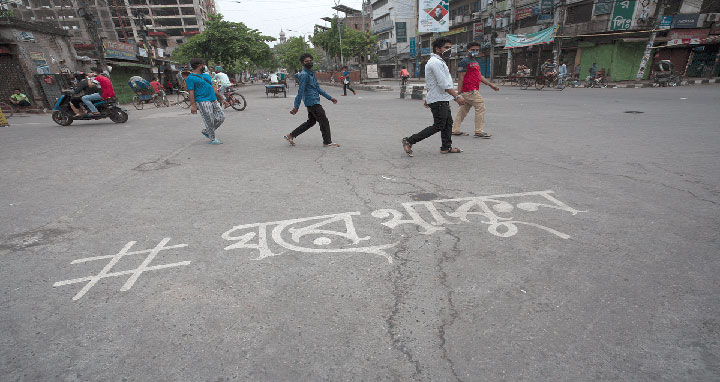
[213,66,232,107]
[402,38,466,157]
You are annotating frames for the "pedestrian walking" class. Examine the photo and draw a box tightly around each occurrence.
[186,58,225,145]
[284,53,340,148]
[341,66,356,96]
[402,38,465,157]
[451,41,499,139]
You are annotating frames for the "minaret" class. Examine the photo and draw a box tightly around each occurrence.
[279,29,287,44]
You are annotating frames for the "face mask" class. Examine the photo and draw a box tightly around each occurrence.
[203,66,208,72]
[441,49,452,59]
[304,62,314,69]
[469,51,479,57]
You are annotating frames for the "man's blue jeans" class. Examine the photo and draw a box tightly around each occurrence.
[81,93,103,113]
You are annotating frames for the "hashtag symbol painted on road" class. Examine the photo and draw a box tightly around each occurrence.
[53,238,190,301]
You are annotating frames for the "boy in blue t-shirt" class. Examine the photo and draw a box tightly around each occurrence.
[186,58,225,144]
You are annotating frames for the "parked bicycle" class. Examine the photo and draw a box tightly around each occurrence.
[176,90,190,109]
[0,101,17,118]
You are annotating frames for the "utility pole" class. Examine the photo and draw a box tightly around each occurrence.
[77,0,108,73]
[335,0,344,68]
[636,0,666,81]
[506,0,515,76]
[489,2,495,80]
[553,0,566,66]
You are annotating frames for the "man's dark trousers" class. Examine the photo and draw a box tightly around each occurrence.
[291,104,332,144]
[407,101,453,151]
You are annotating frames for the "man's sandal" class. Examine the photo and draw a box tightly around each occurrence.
[284,134,295,146]
[440,147,463,154]
[323,143,341,147]
[402,138,413,157]
[451,132,469,136]
[474,132,492,138]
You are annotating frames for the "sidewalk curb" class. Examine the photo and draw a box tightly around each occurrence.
[318,81,394,92]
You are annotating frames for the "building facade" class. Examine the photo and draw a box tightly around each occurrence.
[371,0,417,78]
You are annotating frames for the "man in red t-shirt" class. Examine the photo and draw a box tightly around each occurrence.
[452,41,499,139]
[90,67,115,99]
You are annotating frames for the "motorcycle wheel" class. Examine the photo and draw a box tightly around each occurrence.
[52,110,73,126]
[133,96,143,110]
[229,93,247,111]
[109,108,129,123]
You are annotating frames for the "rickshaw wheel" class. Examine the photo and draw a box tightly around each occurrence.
[133,96,143,110]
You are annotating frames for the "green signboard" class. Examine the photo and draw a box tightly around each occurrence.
[396,22,407,43]
[609,0,636,31]
[504,26,557,49]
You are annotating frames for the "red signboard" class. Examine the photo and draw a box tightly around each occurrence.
[516,5,533,20]
[669,29,709,40]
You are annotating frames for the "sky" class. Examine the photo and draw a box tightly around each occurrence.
[215,0,367,46]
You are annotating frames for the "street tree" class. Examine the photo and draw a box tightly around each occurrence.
[172,14,275,72]
[310,18,377,68]
[274,36,313,72]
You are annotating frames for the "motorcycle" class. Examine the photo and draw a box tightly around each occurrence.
[51,91,128,126]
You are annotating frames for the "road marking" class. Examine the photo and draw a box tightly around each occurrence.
[222,190,584,263]
[53,238,190,300]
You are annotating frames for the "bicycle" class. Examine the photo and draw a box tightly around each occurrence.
[222,88,247,111]
[0,101,16,118]
[584,76,608,88]
[535,73,567,90]
[176,90,190,109]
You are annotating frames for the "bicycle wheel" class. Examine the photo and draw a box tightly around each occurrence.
[0,101,15,118]
[229,93,247,111]
[519,78,530,90]
[535,78,545,90]
[162,94,170,107]
[599,78,608,88]
[132,95,143,110]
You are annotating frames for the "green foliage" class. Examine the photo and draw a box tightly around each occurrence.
[310,17,377,67]
[172,14,275,72]
[274,36,313,72]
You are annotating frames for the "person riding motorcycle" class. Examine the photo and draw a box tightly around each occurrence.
[70,72,101,117]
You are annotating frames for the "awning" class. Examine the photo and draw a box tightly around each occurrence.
[504,26,557,49]
[107,60,153,68]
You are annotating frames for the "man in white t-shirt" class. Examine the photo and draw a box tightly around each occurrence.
[402,37,466,157]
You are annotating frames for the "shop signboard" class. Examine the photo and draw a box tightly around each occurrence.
[516,5,533,20]
[103,40,137,60]
[659,15,673,29]
[609,0,636,31]
[593,0,612,16]
[396,22,407,43]
[17,31,35,42]
[366,64,378,79]
[409,37,416,58]
[505,25,557,49]
[473,22,483,38]
[672,14,700,29]
[418,0,450,33]
[440,26,467,37]
[669,29,709,40]
[538,0,553,24]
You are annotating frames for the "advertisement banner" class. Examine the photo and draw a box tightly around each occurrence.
[103,40,137,61]
[418,0,449,33]
[504,25,557,49]
[440,26,467,37]
[609,0,636,31]
[409,37,416,58]
[538,0,553,24]
[669,29,709,40]
[396,22,407,43]
[30,51,46,66]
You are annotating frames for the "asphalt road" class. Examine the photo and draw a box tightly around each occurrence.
[1,83,719,381]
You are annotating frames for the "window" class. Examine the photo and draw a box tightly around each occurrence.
[566,2,593,24]
[701,0,720,13]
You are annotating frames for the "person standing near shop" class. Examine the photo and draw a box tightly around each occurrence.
[401,38,465,157]
[285,53,340,148]
[187,58,225,145]
[451,41,499,139]
[341,66,356,96]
